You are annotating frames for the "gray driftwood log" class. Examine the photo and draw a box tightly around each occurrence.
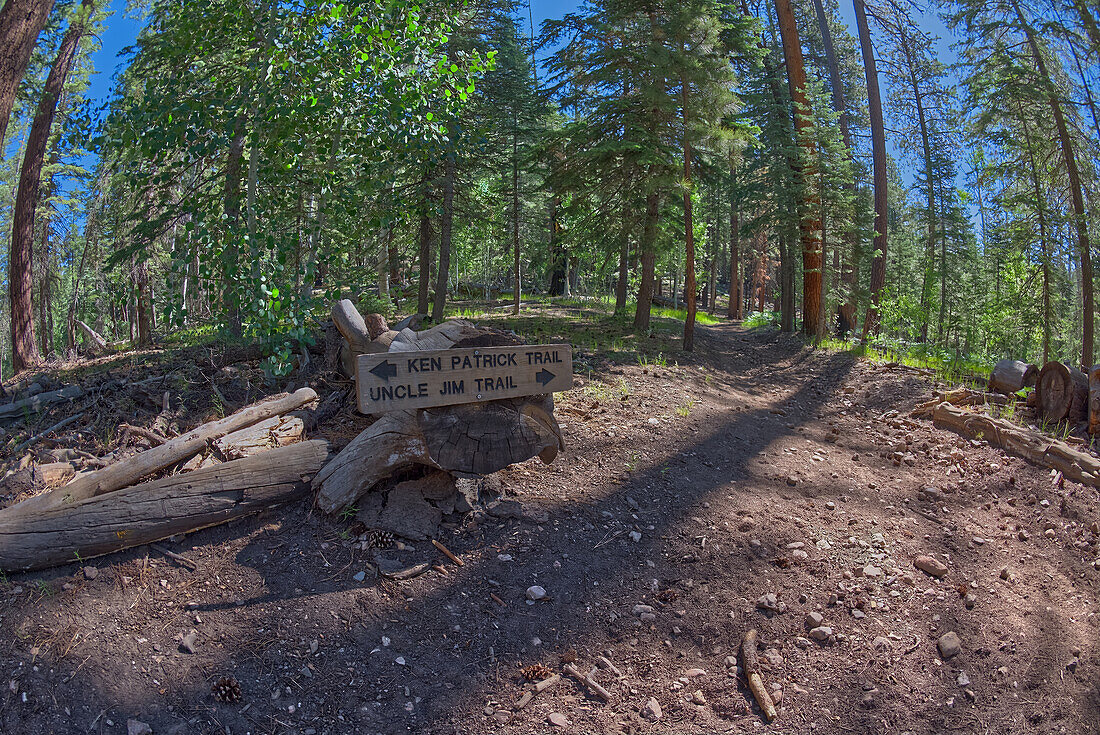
[987,359,1038,394]
[5,388,318,517]
[932,402,1100,488]
[0,440,329,572]
[0,385,83,424]
[315,307,564,514]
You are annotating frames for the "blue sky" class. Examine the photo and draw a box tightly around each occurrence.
[81,0,954,198]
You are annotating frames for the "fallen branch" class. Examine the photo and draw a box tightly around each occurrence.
[535,674,561,693]
[149,543,197,571]
[911,388,1009,419]
[13,412,85,454]
[5,388,318,517]
[0,440,329,572]
[563,663,612,703]
[741,628,777,722]
[0,386,84,425]
[431,539,464,566]
[118,423,167,447]
[931,402,1100,488]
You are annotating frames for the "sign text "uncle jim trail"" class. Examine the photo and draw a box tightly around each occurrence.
[356,345,573,412]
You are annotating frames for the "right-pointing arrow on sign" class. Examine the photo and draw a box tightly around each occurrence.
[370,360,398,381]
[535,368,555,387]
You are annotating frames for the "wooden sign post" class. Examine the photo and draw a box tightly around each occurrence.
[356,344,573,413]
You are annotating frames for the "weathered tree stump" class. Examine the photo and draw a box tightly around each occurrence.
[988,359,1038,394]
[1089,366,1100,436]
[1036,361,1088,423]
[314,303,565,519]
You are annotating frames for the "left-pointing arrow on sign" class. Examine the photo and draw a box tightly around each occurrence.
[535,368,555,387]
[370,360,398,381]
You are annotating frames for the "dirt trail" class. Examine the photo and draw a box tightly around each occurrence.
[1,321,1097,735]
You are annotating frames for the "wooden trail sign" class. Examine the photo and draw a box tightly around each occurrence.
[357,344,573,412]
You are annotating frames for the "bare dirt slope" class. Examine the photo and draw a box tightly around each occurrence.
[1,320,1097,735]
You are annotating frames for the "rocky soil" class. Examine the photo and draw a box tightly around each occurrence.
[0,317,1097,735]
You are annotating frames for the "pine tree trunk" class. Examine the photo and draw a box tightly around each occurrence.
[1020,114,1052,363]
[615,225,629,315]
[728,191,741,319]
[9,0,93,373]
[512,124,521,315]
[135,260,152,347]
[681,74,698,352]
[222,119,246,338]
[417,175,432,316]
[432,154,455,322]
[1012,1,1093,367]
[855,0,888,339]
[0,0,54,155]
[780,231,794,332]
[633,191,659,332]
[38,215,53,357]
[775,0,823,338]
[811,0,857,332]
[897,32,937,344]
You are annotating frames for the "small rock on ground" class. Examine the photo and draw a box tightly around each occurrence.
[127,720,153,735]
[548,712,570,727]
[938,631,962,659]
[643,697,663,721]
[914,555,948,578]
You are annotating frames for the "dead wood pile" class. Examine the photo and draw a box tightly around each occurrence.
[314,300,565,540]
[0,388,326,572]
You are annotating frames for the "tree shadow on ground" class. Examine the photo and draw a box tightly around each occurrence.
[2,323,1094,735]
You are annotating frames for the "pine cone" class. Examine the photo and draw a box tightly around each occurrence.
[368,529,395,549]
[521,663,554,681]
[212,676,243,703]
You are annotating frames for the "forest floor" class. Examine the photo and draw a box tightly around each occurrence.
[1,304,1098,735]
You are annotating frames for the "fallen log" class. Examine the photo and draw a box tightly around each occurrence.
[1037,361,1088,423]
[212,415,304,460]
[932,402,1100,488]
[75,319,112,354]
[988,359,1038,394]
[741,628,777,722]
[0,440,329,572]
[1,462,77,499]
[910,388,1009,419]
[332,300,391,378]
[4,388,318,516]
[0,385,83,425]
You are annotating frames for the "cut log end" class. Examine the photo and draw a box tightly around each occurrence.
[1037,361,1088,423]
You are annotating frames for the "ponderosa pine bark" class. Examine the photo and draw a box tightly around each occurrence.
[810,0,857,333]
[0,0,55,155]
[9,0,93,373]
[1011,0,1093,367]
[615,224,629,314]
[894,30,937,344]
[855,0,888,339]
[633,190,659,332]
[774,0,823,338]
